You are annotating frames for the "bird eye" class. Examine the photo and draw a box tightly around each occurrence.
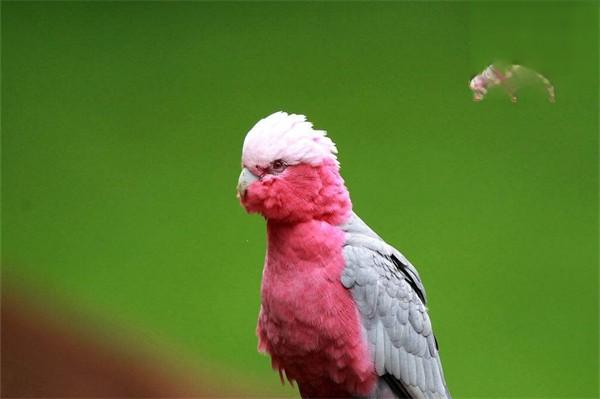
[270,159,287,174]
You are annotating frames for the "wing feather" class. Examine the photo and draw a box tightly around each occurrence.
[341,213,450,399]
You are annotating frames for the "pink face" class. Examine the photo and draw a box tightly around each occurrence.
[238,159,350,224]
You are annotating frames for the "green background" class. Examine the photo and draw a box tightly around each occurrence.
[2,1,598,397]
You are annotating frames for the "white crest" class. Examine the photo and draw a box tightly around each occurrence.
[242,112,339,168]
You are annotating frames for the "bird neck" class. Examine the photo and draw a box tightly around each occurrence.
[265,218,346,273]
[298,160,352,225]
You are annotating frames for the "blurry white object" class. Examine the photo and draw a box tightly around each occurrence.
[469,64,555,103]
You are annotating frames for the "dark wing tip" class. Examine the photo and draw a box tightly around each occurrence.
[381,374,414,399]
[390,254,426,304]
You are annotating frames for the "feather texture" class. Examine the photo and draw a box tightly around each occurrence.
[341,213,451,399]
[242,112,338,170]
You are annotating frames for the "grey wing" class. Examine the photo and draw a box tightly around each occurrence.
[341,213,450,399]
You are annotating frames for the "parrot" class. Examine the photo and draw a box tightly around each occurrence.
[469,63,556,103]
[237,111,451,399]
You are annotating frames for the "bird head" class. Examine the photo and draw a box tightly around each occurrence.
[237,112,351,224]
[469,76,487,101]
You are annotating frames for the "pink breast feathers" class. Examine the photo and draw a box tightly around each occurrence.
[257,219,376,398]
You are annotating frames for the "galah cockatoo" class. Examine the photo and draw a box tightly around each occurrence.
[469,63,556,103]
[237,112,451,399]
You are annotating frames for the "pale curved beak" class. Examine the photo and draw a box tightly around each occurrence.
[237,167,259,199]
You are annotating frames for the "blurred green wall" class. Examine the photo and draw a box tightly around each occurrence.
[2,1,598,397]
